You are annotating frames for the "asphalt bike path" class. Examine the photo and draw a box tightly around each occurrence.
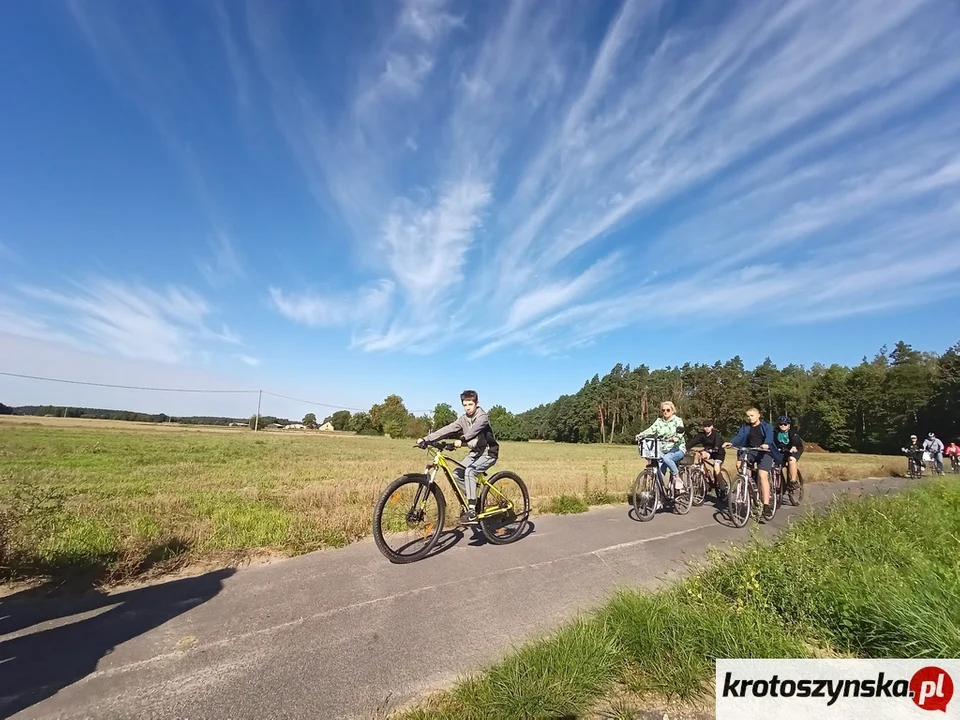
[0,474,923,720]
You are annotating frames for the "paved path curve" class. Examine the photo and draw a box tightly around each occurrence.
[1,475,921,720]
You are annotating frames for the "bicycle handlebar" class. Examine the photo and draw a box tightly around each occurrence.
[415,439,457,452]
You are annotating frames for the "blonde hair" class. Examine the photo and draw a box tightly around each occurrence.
[661,401,677,413]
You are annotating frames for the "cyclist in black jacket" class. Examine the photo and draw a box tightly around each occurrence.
[688,420,727,499]
[774,415,804,490]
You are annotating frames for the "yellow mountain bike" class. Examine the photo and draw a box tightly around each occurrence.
[372,439,531,564]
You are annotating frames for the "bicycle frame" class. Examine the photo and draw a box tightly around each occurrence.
[421,443,515,520]
[729,445,780,519]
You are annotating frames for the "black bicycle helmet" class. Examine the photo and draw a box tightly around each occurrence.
[777,415,792,425]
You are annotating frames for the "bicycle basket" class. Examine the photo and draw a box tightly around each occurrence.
[637,437,662,459]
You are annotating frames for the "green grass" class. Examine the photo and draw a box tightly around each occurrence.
[0,416,906,585]
[542,494,590,514]
[394,479,960,719]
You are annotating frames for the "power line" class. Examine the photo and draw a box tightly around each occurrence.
[260,390,370,413]
[0,371,256,394]
[0,370,432,416]
[261,390,431,416]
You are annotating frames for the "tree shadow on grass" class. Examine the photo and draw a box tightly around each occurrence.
[0,567,235,718]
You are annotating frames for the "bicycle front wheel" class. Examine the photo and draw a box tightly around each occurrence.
[478,470,530,545]
[768,468,782,518]
[788,469,804,506]
[632,468,659,521]
[672,469,693,515]
[372,474,446,564]
[690,467,707,507]
[727,473,751,528]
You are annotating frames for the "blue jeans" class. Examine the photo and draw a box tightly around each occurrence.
[660,448,686,479]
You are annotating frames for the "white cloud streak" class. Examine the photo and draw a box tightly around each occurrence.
[6,279,243,366]
[242,0,960,355]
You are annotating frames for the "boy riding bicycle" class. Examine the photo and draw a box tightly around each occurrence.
[687,419,727,500]
[724,408,783,521]
[417,390,499,526]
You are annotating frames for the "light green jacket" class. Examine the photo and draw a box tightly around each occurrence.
[638,415,686,453]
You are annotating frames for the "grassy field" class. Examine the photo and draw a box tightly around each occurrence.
[394,479,960,719]
[0,415,906,585]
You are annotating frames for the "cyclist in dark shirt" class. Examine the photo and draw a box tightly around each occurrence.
[773,415,804,490]
[725,408,783,520]
[688,420,727,499]
[902,435,924,476]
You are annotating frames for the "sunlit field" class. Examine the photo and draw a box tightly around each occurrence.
[0,416,904,583]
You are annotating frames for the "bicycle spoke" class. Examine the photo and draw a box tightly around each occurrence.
[375,478,443,561]
[632,469,658,521]
[478,471,530,544]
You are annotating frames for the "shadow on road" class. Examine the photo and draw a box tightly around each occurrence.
[421,520,537,557]
[0,568,234,718]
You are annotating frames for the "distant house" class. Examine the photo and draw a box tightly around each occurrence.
[318,421,335,432]
[284,423,305,430]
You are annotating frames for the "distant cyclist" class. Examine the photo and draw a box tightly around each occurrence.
[724,408,783,520]
[773,415,804,491]
[902,435,924,476]
[922,432,945,475]
[687,419,727,500]
[946,440,960,472]
[636,401,686,490]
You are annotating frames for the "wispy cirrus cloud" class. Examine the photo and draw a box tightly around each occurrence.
[5,279,243,366]
[197,231,245,288]
[269,280,395,328]
[242,0,960,356]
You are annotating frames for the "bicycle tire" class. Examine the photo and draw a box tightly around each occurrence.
[632,468,659,521]
[716,467,731,501]
[372,473,446,564]
[672,471,693,515]
[788,468,804,506]
[478,470,531,545]
[727,473,751,528]
[690,466,707,507]
[768,467,781,519]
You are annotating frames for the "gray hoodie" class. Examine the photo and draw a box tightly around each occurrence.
[424,407,500,458]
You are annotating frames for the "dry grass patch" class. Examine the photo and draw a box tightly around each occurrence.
[0,419,904,584]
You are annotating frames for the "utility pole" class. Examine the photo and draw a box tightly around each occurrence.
[254,389,262,431]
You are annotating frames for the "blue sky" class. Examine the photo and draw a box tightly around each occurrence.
[2,0,959,421]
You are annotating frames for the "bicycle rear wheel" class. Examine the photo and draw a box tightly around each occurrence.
[372,474,446,564]
[714,467,731,501]
[478,470,530,545]
[690,466,707,507]
[632,468,659,521]
[727,472,751,528]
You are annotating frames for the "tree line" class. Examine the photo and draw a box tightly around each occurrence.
[5,338,956,453]
[0,404,286,426]
[515,340,959,453]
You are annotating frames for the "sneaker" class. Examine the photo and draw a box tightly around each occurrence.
[762,503,774,520]
[458,507,479,526]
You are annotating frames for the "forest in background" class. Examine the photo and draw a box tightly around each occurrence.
[3,340,957,454]
[516,340,959,453]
